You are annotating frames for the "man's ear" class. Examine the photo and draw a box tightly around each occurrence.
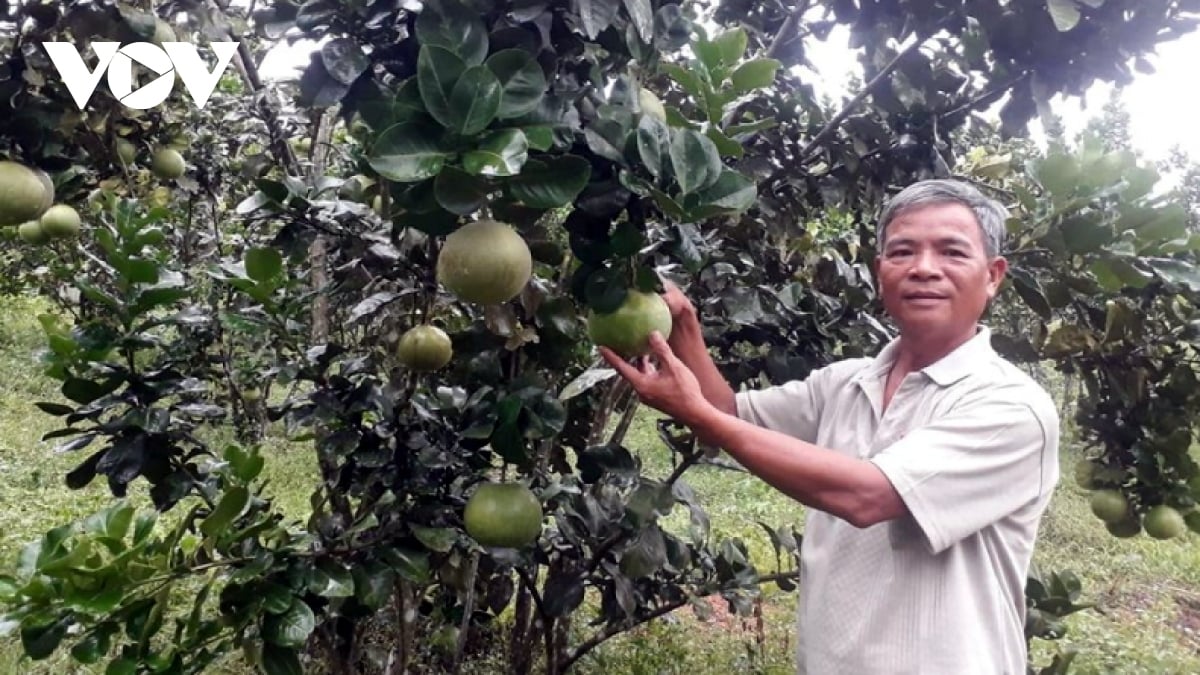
[987,256,1008,298]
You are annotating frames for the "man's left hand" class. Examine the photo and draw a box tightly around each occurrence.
[599,331,714,428]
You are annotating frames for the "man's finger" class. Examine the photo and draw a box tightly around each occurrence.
[599,347,642,384]
[647,331,678,370]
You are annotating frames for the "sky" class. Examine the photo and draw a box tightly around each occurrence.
[255,17,1200,167]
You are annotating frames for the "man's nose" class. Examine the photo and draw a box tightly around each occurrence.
[908,250,942,277]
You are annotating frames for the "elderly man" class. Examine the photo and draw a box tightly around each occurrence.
[599,179,1061,674]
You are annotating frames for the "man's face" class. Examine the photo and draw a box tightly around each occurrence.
[874,202,1007,341]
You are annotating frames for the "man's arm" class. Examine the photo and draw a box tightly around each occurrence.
[661,283,736,416]
[602,330,908,529]
[691,406,909,528]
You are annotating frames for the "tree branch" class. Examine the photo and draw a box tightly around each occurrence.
[718,0,813,128]
[795,33,933,164]
[559,570,801,673]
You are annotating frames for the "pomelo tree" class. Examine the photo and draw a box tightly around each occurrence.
[0,1,1197,674]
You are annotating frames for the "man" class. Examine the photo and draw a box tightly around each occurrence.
[599,179,1061,674]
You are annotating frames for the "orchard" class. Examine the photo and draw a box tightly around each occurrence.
[0,1,1197,674]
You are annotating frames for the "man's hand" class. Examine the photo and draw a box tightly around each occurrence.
[599,330,714,428]
[661,280,696,323]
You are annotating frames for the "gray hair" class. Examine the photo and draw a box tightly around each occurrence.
[876,179,1008,258]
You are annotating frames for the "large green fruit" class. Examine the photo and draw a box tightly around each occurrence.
[39,204,81,239]
[1089,489,1130,524]
[436,219,532,305]
[17,221,48,245]
[397,324,453,371]
[463,482,543,549]
[151,148,186,179]
[1143,505,1187,540]
[0,161,53,226]
[587,289,673,358]
[1074,458,1100,489]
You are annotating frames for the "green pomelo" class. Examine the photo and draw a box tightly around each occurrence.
[0,161,53,226]
[587,290,673,358]
[463,482,543,549]
[436,219,533,305]
[397,324,453,371]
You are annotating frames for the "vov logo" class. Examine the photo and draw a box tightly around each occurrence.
[42,41,240,111]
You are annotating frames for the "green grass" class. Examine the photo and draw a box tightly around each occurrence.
[0,294,1196,673]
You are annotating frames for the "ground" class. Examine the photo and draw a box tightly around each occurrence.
[0,294,1196,674]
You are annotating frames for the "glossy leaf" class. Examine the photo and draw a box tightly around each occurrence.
[367,121,451,182]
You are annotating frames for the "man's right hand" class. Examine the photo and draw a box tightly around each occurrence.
[661,280,697,326]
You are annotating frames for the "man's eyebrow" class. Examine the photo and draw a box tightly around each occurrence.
[884,235,973,247]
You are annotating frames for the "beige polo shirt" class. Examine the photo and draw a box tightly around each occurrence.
[734,325,1060,674]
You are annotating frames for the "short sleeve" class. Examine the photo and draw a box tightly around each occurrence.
[734,369,830,444]
[869,394,1059,555]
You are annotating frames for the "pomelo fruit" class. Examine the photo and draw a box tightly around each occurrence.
[115,139,137,165]
[39,204,81,239]
[17,221,48,245]
[1089,489,1129,524]
[1105,516,1141,538]
[463,482,543,549]
[151,148,186,179]
[0,161,53,226]
[436,219,532,305]
[397,324,453,371]
[587,289,673,358]
[1143,505,1187,540]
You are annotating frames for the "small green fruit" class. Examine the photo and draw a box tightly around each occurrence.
[17,221,48,245]
[151,148,186,179]
[587,289,673,358]
[1089,489,1130,524]
[39,204,81,239]
[397,324,453,371]
[463,482,543,549]
[1143,505,1187,540]
[116,139,137,165]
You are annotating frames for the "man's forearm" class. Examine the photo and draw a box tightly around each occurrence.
[668,316,736,416]
[689,405,907,528]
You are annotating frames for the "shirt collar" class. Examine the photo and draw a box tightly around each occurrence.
[856,325,994,387]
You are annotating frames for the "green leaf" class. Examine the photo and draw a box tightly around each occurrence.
[730,58,780,92]
[123,259,159,285]
[669,129,722,195]
[660,63,704,101]
[1146,258,1200,292]
[713,27,748,65]
[105,657,137,675]
[1035,152,1079,198]
[352,562,395,610]
[381,546,430,584]
[414,0,489,66]
[262,583,293,615]
[199,486,250,538]
[412,525,456,553]
[522,126,554,152]
[261,644,304,675]
[579,0,620,39]
[70,632,104,664]
[1008,268,1053,320]
[1091,258,1152,291]
[461,129,528,177]
[636,114,669,179]
[446,65,502,135]
[485,49,546,119]
[21,615,67,660]
[245,247,283,283]
[1058,215,1113,254]
[310,559,355,598]
[705,127,743,158]
[1047,0,1081,32]
[611,221,645,257]
[689,169,755,216]
[434,166,490,215]
[622,0,653,42]
[368,121,451,183]
[417,45,467,129]
[1135,203,1189,243]
[262,597,316,647]
[508,156,591,208]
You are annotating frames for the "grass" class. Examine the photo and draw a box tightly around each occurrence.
[0,294,1196,673]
